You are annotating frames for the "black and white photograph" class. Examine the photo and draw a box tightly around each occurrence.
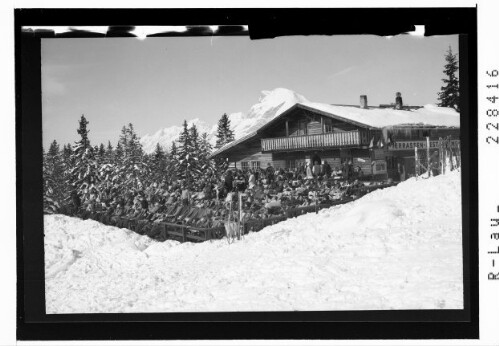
[39,30,465,314]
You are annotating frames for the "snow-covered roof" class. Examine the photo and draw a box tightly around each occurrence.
[209,131,258,158]
[210,102,460,157]
[298,102,460,129]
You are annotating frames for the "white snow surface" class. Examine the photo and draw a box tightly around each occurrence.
[140,88,308,154]
[45,171,463,313]
[299,102,460,128]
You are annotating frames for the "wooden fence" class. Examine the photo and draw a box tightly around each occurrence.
[261,131,361,152]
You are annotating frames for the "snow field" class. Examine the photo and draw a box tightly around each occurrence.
[45,171,463,313]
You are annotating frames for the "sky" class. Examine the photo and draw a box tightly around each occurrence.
[42,34,458,149]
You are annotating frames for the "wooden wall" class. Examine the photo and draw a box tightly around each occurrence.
[270,149,372,175]
[221,137,272,169]
[389,127,460,141]
[307,117,323,135]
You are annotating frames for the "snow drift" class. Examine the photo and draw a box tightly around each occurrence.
[45,171,463,313]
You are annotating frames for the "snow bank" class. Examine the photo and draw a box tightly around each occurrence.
[45,172,463,313]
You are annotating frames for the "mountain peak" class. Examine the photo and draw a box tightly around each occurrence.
[140,88,308,154]
[259,87,309,105]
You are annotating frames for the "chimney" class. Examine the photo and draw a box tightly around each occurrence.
[395,92,403,110]
[360,95,368,109]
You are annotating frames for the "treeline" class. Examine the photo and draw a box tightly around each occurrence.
[43,113,235,214]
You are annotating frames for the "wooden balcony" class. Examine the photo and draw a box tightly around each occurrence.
[261,130,362,152]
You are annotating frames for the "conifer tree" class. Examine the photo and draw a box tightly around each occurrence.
[190,124,200,153]
[68,114,100,194]
[151,143,167,181]
[46,140,63,177]
[177,120,195,183]
[115,142,124,161]
[113,123,148,189]
[125,123,144,165]
[43,149,60,214]
[215,113,235,149]
[98,143,106,157]
[437,46,460,112]
[118,126,128,156]
[61,144,74,186]
[170,141,178,160]
[76,114,91,151]
[43,140,65,213]
[188,124,201,176]
[199,132,214,172]
[169,141,179,183]
[106,140,114,163]
[153,142,165,162]
[62,144,72,164]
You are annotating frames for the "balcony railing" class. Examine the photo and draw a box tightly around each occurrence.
[261,131,361,152]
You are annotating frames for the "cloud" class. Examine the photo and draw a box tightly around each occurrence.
[328,66,355,79]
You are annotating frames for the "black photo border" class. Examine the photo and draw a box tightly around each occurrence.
[16,7,478,341]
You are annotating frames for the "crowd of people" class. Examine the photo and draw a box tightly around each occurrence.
[61,159,384,237]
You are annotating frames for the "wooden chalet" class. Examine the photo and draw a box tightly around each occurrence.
[210,94,460,179]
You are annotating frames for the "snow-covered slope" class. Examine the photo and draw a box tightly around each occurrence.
[140,88,309,154]
[45,171,463,313]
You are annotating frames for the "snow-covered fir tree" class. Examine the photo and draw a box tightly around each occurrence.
[199,132,214,173]
[62,144,72,164]
[126,123,144,164]
[151,143,168,182]
[43,155,60,213]
[105,141,114,164]
[115,142,124,162]
[215,113,235,149]
[118,126,128,156]
[46,140,64,180]
[188,123,202,176]
[67,115,101,195]
[177,120,199,184]
[168,140,179,183]
[437,46,460,112]
[96,143,106,164]
[43,140,65,213]
[114,123,149,190]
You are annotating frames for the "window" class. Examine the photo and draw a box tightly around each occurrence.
[250,161,260,170]
[286,160,296,170]
[298,120,307,136]
[373,160,387,174]
[241,161,249,171]
[324,118,333,133]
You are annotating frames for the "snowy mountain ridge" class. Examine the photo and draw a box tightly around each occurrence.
[140,88,309,154]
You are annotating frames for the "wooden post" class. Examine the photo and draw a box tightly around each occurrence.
[440,142,447,174]
[315,191,318,214]
[426,136,431,178]
[321,116,324,133]
[285,120,289,137]
[239,192,246,239]
[414,146,419,180]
